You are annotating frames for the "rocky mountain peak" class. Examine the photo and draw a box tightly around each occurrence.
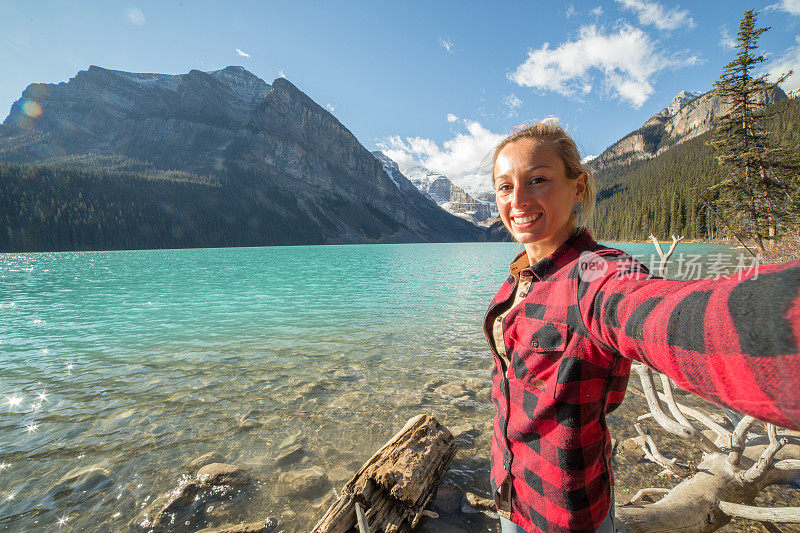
[589,86,786,171]
[208,66,270,103]
[667,90,703,116]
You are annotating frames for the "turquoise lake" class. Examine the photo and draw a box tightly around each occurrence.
[0,241,748,532]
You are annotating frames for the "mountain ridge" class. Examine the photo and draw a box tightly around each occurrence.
[0,65,486,251]
[588,86,787,172]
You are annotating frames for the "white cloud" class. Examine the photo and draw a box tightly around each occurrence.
[768,0,800,16]
[439,37,454,53]
[592,6,604,16]
[503,94,523,116]
[615,0,695,30]
[278,69,286,78]
[763,36,800,92]
[719,26,736,50]
[377,119,506,194]
[446,113,458,123]
[566,4,576,18]
[235,49,251,58]
[326,103,336,112]
[126,8,146,26]
[508,24,699,108]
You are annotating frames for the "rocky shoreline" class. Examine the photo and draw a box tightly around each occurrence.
[39,373,798,532]
[78,376,501,533]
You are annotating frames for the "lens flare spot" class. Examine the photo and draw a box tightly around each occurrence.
[20,99,43,118]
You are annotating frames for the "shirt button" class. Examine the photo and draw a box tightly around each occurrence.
[518,291,527,298]
[496,316,503,322]
[531,338,539,348]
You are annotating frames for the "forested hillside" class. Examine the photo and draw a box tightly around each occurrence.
[0,162,412,251]
[591,95,800,241]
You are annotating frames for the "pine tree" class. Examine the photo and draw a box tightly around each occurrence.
[707,9,796,254]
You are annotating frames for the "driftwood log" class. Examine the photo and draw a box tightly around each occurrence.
[312,414,456,533]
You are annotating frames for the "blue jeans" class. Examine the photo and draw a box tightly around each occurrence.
[499,488,615,533]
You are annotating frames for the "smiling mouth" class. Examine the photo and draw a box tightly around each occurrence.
[511,213,542,225]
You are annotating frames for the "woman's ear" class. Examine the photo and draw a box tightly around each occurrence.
[574,172,588,202]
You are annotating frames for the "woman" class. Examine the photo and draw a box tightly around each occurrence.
[483,121,800,533]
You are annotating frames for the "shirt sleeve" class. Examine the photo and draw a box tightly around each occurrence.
[577,250,800,430]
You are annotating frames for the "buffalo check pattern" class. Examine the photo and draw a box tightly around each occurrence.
[483,228,800,533]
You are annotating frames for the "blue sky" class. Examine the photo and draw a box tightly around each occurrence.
[2,0,799,191]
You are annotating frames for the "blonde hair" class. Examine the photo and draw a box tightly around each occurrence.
[491,120,595,229]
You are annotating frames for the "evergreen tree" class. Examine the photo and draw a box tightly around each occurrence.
[707,9,797,254]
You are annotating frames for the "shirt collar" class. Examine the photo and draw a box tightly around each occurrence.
[507,227,597,281]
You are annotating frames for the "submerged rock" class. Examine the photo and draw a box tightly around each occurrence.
[134,463,251,531]
[451,425,481,447]
[46,463,114,504]
[450,396,482,411]
[278,431,305,450]
[434,382,469,398]
[190,453,226,474]
[197,518,277,532]
[424,378,446,391]
[196,463,249,488]
[277,466,329,499]
[274,445,305,467]
[326,465,354,487]
[237,419,262,432]
[432,480,463,513]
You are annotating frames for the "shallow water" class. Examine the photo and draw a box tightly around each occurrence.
[0,241,759,531]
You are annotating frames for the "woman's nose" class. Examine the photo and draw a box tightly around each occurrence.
[512,184,530,207]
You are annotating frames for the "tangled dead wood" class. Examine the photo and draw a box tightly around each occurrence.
[614,235,800,532]
[615,364,800,532]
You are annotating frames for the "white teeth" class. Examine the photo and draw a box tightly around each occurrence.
[513,214,541,224]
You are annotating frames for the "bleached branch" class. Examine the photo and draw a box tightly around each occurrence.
[728,415,757,465]
[633,364,720,453]
[648,234,684,277]
[660,374,693,428]
[719,501,800,523]
[742,424,785,483]
[635,423,682,475]
[625,487,671,505]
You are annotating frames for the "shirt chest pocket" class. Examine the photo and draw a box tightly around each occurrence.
[506,316,570,397]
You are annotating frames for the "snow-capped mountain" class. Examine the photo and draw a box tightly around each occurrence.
[376,158,494,226]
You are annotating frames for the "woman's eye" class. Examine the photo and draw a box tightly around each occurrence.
[496,183,512,192]
[529,176,545,185]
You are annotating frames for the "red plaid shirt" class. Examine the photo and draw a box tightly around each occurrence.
[484,228,800,533]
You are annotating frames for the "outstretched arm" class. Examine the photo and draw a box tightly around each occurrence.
[578,251,800,430]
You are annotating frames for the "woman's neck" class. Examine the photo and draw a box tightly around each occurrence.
[523,225,579,265]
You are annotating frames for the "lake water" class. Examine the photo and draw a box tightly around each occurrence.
[0,241,751,532]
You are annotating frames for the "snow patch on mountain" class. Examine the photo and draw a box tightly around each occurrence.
[378,157,402,190]
[449,173,494,198]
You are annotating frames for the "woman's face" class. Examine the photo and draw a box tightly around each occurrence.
[494,138,586,257]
